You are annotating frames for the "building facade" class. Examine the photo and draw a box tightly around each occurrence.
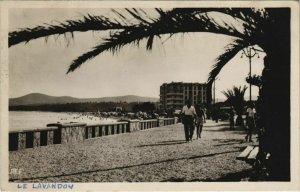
[160,82,209,110]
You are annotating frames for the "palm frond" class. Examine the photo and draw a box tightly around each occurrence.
[10,8,266,74]
[67,9,252,73]
[246,74,262,87]
[125,8,152,25]
[9,14,129,47]
[207,38,250,84]
[222,85,247,114]
[67,27,149,73]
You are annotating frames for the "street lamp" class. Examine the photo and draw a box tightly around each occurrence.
[241,46,260,102]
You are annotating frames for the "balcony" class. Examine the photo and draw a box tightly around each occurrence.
[166,92,184,96]
[166,97,183,101]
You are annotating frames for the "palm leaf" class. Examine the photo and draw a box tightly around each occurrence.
[9,14,129,47]
[67,27,148,73]
[246,74,262,87]
[207,38,250,84]
[10,8,265,74]
[222,85,247,115]
[67,9,249,73]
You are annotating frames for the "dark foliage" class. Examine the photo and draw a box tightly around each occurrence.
[9,102,137,112]
[246,74,262,88]
[132,102,156,112]
[222,86,247,125]
[9,14,128,47]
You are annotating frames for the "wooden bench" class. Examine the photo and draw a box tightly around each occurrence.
[237,145,270,165]
[237,145,271,180]
[237,146,258,164]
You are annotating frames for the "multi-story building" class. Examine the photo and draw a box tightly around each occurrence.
[160,82,209,110]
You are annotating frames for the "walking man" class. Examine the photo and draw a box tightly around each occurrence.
[181,100,196,142]
[245,103,256,142]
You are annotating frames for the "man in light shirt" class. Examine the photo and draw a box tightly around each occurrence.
[245,103,256,142]
[181,100,197,142]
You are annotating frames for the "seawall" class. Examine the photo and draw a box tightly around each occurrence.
[9,117,178,151]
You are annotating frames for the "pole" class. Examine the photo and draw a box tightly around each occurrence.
[213,79,216,105]
[242,47,258,102]
[249,48,252,102]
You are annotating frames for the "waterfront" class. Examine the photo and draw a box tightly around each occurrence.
[9,111,117,132]
[9,120,255,182]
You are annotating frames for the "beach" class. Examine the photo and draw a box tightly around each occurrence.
[9,111,118,132]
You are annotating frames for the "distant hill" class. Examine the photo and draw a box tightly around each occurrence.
[9,93,159,106]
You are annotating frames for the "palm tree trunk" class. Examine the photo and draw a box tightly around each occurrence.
[261,8,290,181]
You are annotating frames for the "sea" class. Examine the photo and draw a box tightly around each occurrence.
[9,111,118,132]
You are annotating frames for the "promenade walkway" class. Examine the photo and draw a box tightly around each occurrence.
[9,120,257,182]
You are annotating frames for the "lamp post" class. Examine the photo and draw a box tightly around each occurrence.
[213,77,219,105]
[213,77,219,123]
[241,46,259,102]
[213,79,215,105]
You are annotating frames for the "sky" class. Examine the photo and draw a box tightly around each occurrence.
[9,8,265,100]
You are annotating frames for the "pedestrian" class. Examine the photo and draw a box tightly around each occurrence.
[229,106,235,129]
[195,103,206,139]
[245,103,256,142]
[202,107,207,123]
[212,107,219,123]
[181,100,196,142]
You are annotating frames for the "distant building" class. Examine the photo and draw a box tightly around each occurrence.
[159,82,209,110]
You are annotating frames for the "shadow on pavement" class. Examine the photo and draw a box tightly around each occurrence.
[204,123,229,127]
[136,140,186,147]
[213,138,258,146]
[10,149,241,182]
[161,169,253,182]
[214,142,244,146]
[160,140,186,143]
[213,138,244,143]
[213,138,250,147]
[205,127,246,132]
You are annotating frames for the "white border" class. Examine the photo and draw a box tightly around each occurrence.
[0,1,299,191]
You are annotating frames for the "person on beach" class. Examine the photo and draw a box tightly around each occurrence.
[195,103,206,139]
[245,103,256,142]
[181,100,196,142]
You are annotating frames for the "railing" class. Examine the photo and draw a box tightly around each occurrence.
[9,126,58,151]
[85,122,129,139]
[139,119,159,130]
[9,117,178,151]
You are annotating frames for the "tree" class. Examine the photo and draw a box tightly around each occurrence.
[132,102,156,112]
[246,74,262,88]
[222,86,247,126]
[9,8,291,180]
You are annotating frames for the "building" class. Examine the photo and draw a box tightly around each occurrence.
[160,82,209,110]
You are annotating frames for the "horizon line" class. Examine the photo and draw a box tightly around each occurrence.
[9,92,160,100]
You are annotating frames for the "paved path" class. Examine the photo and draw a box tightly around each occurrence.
[10,120,256,182]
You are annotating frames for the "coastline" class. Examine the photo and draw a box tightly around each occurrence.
[9,111,119,132]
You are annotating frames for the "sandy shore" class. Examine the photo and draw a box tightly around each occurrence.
[9,120,257,182]
[10,111,119,132]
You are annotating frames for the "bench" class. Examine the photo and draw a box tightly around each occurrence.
[237,145,270,166]
[237,146,259,164]
[237,145,271,180]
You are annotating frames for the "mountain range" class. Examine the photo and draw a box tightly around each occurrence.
[9,93,159,106]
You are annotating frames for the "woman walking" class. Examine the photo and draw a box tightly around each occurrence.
[195,103,206,139]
